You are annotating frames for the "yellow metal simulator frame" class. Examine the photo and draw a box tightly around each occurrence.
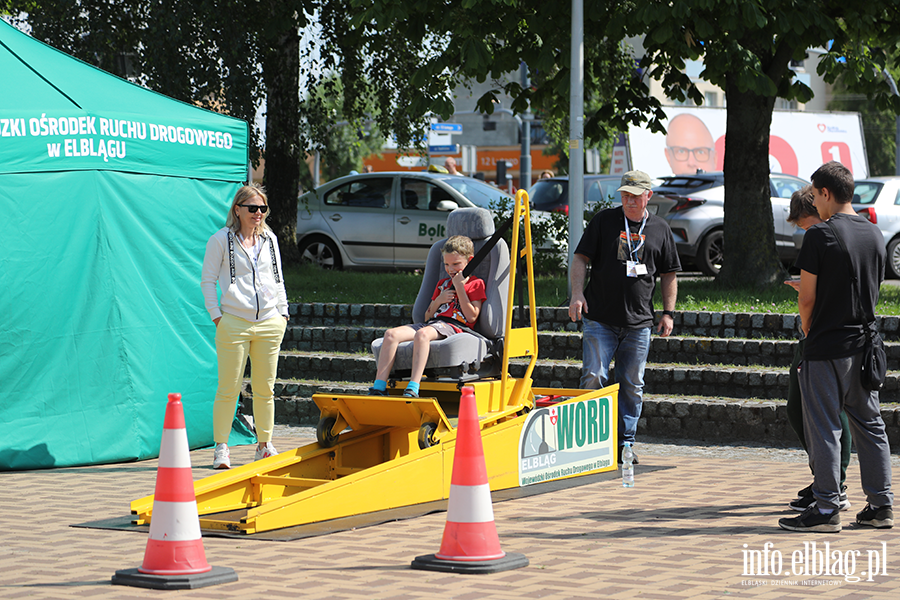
[131,190,619,535]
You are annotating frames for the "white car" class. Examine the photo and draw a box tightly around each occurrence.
[852,177,900,278]
[296,172,512,269]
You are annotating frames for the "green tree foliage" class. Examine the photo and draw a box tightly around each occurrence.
[348,1,658,146]
[829,63,900,176]
[620,1,900,286]
[5,0,646,263]
[298,76,386,186]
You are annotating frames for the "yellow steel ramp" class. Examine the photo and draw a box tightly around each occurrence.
[131,190,619,535]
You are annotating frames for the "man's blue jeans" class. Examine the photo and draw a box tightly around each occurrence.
[580,318,651,447]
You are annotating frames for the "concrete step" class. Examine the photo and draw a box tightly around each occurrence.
[281,325,900,370]
[240,379,900,449]
[254,350,900,403]
[288,302,900,341]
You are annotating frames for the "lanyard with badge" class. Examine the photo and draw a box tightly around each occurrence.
[624,211,648,277]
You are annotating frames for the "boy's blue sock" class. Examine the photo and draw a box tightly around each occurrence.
[372,379,387,392]
[406,381,420,395]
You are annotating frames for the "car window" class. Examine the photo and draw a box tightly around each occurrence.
[530,180,567,210]
[853,182,882,205]
[653,175,722,194]
[586,181,603,205]
[770,176,805,199]
[442,177,512,208]
[401,179,455,211]
[324,178,392,208]
[592,180,620,206]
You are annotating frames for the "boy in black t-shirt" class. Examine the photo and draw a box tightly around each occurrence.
[778,161,893,533]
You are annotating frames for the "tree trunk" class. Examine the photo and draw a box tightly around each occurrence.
[716,78,785,287]
[262,24,301,262]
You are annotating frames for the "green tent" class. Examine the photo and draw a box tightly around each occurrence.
[0,20,255,470]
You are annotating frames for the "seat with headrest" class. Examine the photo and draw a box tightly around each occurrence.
[371,207,510,381]
[429,188,453,210]
[403,189,419,209]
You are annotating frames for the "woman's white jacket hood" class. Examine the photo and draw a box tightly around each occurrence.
[201,227,289,322]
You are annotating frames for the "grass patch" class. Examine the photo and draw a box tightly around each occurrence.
[670,280,900,315]
[284,263,424,304]
[285,264,900,315]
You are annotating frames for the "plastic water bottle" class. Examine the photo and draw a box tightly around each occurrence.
[622,442,635,488]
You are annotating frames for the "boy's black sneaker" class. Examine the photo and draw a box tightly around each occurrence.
[789,484,850,512]
[778,505,841,533]
[403,389,419,398]
[368,387,387,396]
[856,504,894,529]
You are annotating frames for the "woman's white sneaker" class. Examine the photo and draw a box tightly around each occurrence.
[255,442,278,461]
[213,443,231,469]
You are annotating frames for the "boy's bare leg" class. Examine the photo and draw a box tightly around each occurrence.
[375,325,417,381]
[409,326,441,384]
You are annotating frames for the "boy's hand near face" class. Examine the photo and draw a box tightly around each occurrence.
[435,286,456,305]
[450,269,468,290]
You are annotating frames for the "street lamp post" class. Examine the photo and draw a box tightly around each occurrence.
[568,0,584,296]
[519,62,532,191]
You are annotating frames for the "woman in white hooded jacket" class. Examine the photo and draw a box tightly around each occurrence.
[201,183,289,469]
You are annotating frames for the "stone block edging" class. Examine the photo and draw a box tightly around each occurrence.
[289,303,900,341]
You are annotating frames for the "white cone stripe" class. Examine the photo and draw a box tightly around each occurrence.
[446,483,495,523]
[148,500,203,541]
[158,428,191,468]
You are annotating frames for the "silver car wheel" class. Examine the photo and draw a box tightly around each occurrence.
[888,237,900,279]
[299,237,341,269]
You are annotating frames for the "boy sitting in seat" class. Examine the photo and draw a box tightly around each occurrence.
[369,235,487,397]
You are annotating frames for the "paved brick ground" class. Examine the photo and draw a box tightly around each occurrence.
[2,431,899,599]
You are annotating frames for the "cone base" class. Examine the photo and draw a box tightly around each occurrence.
[410,552,529,574]
[112,566,238,590]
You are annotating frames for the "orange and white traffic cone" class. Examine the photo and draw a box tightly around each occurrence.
[411,386,528,574]
[112,393,238,590]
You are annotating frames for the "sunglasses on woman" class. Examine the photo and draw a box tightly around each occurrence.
[240,204,269,213]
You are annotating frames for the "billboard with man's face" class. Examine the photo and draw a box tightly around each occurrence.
[627,107,869,179]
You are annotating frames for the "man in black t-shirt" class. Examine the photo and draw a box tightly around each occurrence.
[569,171,681,463]
[778,161,893,533]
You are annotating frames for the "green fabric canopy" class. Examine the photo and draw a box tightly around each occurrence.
[0,20,255,470]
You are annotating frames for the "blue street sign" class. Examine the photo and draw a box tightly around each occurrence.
[428,145,459,154]
[430,123,463,133]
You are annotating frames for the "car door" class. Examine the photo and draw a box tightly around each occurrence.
[320,176,396,266]
[393,177,456,267]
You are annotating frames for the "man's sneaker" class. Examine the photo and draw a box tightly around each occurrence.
[795,483,813,498]
[789,485,850,512]
[856,504,894,529]
[403,388,419,398]
[368,387,387,396]
[255,442,278,461]
[213,443,230,469]
[778,505,842,533]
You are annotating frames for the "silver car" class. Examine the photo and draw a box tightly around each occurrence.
[296,171,512,269]
[648,172,808,276]
[851,177,900,278]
